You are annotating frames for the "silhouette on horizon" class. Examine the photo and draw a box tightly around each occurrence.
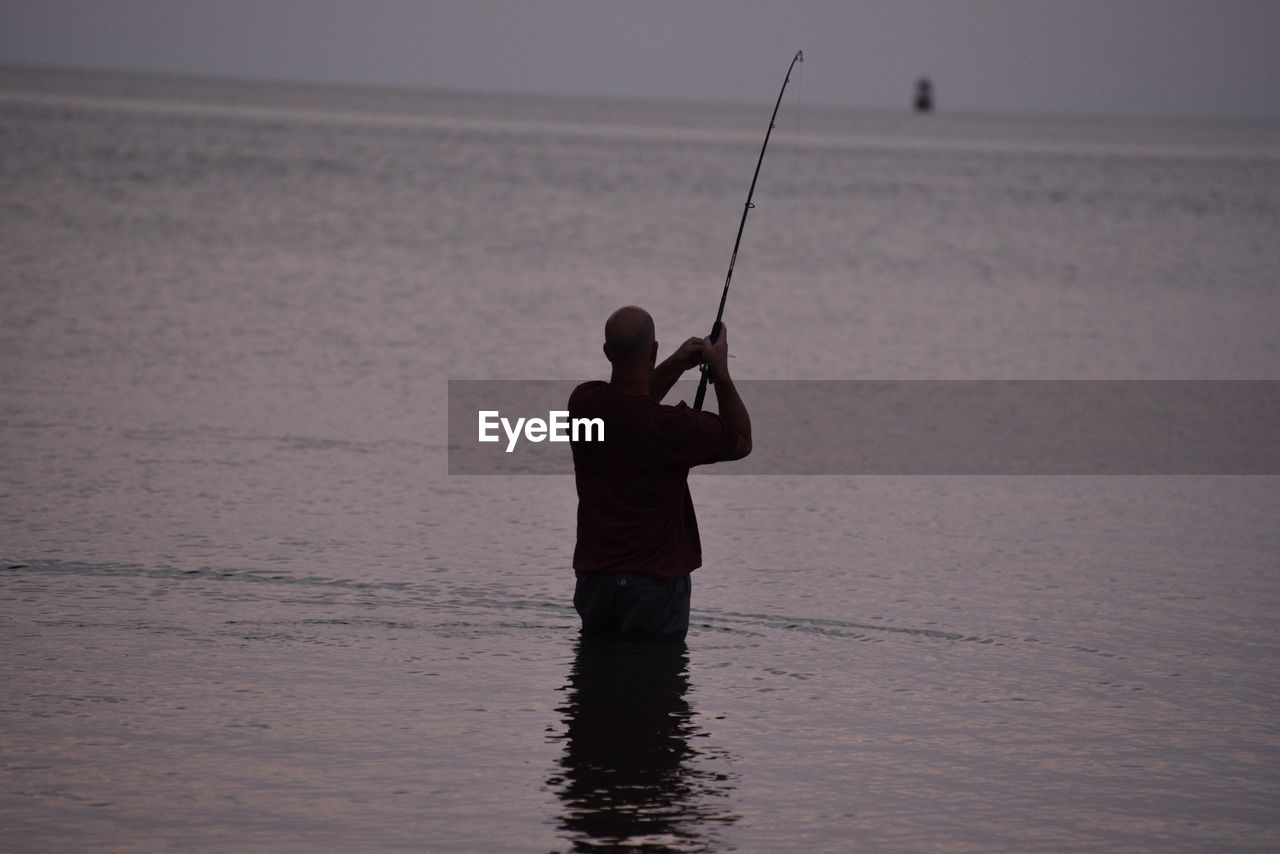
[914,77,934,113]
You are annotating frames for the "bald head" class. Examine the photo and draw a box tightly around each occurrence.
[603,305,656,366]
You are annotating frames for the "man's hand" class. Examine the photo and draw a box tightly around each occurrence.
[651,335,712,402]
[705,323,730,382]
[670,336,710,372]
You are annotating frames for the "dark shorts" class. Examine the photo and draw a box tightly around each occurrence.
[573,573,691,643]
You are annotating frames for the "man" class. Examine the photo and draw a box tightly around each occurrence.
[568,305,752,643]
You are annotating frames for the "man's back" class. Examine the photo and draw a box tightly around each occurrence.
[568,380,739,581]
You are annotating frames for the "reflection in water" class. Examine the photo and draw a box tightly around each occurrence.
[548,638,738,851]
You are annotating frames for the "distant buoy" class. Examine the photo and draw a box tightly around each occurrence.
[914,77,934,113]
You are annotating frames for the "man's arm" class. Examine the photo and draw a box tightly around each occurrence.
[706,325,751,459]
[650,337,707,402]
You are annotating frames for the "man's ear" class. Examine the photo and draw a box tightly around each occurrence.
[650,340,659,364]
[602,342,611,363]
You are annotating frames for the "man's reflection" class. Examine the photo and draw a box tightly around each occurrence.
[547,637,737,850]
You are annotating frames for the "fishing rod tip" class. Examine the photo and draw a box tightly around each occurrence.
[796,50,804,63]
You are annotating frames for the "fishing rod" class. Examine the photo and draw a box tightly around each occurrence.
[693,49,804,411]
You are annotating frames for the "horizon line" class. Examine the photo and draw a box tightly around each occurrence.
[3,59,1278,129]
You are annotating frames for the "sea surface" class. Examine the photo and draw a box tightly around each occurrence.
[2,66,1279,850]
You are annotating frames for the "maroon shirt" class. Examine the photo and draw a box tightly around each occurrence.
[569,380,741,580]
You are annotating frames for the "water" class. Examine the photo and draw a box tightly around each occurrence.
[2,66,1279,850]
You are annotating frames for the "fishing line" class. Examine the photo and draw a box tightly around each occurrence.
[792,55,803,312]
[693,50,805,411]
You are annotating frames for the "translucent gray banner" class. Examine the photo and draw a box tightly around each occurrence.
[448,380,1280,475]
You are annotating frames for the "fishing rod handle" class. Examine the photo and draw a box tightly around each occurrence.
[691,321,724,411]
[692,370,710,411]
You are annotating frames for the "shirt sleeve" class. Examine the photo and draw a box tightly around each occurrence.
[665,401,742,468]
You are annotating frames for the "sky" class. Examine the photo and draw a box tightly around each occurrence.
[1,0,1278,121]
